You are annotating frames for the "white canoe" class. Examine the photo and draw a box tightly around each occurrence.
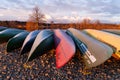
[103,29,120,35]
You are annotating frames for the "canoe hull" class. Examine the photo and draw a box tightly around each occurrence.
[103,29,120,35]
[27,29,54,62]
[7,31,29,52]
[68,28,113,68]
[0,26,7,31]
[84,29,120,59]
[0,28,24,43]
[54,29,75,68]
[20,30,40,55]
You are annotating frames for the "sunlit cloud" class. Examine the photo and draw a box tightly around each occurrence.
[0,14,4,16]
[45,14,52,20]
[109,16,120,23]
[54,16,81,23]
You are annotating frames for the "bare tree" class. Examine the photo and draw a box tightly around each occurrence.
[94,20,101,25]
[81,18,91,24]
[26,6,46,31]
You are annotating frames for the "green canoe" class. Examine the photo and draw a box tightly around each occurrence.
[26,29,54,62]
[0,28,24,43]
[20,30,40,55]
[0,26,7,31]
[7,31,29,52]
[67,28,113,68]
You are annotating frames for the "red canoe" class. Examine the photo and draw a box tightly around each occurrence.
[54,29,76,68]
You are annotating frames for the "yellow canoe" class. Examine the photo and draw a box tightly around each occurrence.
[84,29,120,59]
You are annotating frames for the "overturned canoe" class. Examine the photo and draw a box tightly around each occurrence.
[103,29,120,35]
[20,30,40,55]
[54,29,75,68]
[26,29,54,62]
[7,31,29,52]
[67,28,113,68]
[84,29,120,59]
[0,26,7,31]
[0,28,24,43]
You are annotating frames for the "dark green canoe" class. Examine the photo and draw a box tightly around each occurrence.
[0,26,7,31]
[0,28,24,43]
[7,31,29,52]
[26,29,54,62]
[20,30,40,55]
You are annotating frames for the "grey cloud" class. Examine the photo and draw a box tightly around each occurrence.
[0,7,7,10]
[102,5,120,14]
[6,0,23,4]
[83,0,120,16]
[0,0,37,11]
[0,15,18,21]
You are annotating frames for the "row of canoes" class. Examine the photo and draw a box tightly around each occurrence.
[0,26,120,69]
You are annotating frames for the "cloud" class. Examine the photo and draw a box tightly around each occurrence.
[109,15,120,23]
[53,15,81,23]
[0,0,120,23]
[84,0,120,15]
[44,14,52,22]
[0,7,7,10]
[0,13,4,16]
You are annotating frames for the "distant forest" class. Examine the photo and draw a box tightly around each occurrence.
[0,20,120,30]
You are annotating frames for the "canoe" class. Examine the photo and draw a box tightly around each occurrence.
[67,28,113,68]
[103,29,120,35]
[0,26,7,31]
[26,29,54,62]
[84,29,120,59]
[0,28,24,43]
[20,30,40,55]
[54,29,75,69]
[7,31,29,52]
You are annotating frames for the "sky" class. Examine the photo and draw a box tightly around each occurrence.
[0,0,120,23]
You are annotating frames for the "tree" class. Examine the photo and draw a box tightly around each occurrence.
[94,20,101,25]
[81,18,91,24]
[26,6,46,31]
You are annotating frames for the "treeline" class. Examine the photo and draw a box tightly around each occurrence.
[49,23,120,30]
[0,21,26,29]
[49,19,120,30]
[0,20,120,30]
